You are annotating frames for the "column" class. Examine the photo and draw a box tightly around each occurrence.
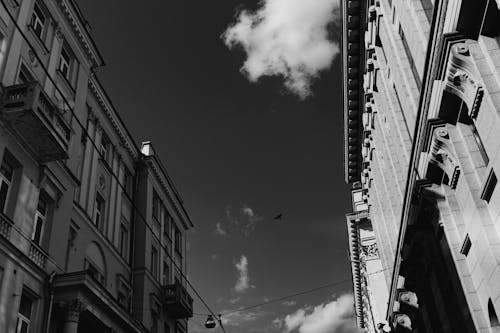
[61,299,86,333]
[86,122,102,216]
[78,112,96,209]
[107,150,118,240]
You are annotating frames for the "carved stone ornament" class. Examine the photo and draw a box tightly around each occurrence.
[398,290,418,309]
[444,43,484,119]
[393,313,412,331]
[361,243,379,259]
[428,126,460,189]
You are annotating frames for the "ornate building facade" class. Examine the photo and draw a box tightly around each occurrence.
[0,0,193,332]
[343,0,500,331]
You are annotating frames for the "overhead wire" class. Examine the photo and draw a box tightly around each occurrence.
[0,1,225,330]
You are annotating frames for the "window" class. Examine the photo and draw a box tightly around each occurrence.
[0,158,13,213]
[460,234,472,256]
[164,323,171,333]
[17,64,34,84]
[16,291,34,333]
[119,222,128,258]
[398,24,422,90]
[151,245,158,279]
[163,261,170,285]
[164,212,172,241]
[174,225,182,255]
[481,170,497,203]
[58,46,72,81]
[152,190,160,221]
[84,259,105,284]
[32,196,47,245]
[94,193,105,229]
[123,168,133,196]
[30,2,45,40]
[489,298,500,332]
[99,134,111,164]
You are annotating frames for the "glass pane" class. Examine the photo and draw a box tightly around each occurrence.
[0,182,8,213]
[18,294,32,318]
[0,160,13,180]
[33,216,43,244]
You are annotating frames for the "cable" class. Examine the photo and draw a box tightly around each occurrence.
[193,278,352,319]
[0,1,224,330]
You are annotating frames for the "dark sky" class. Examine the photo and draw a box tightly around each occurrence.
[77,1,352,332]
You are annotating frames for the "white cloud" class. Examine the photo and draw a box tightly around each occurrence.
[276,294,361,333]
[214,222,228,236]
[219,204,263,237]
[221,309,267,326]
[234,255,252,293]
[281,300,297,307]
[222,0,339,99]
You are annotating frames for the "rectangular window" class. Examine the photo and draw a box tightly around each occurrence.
[94,193,105,229]
[16,291,34,333]
[119,222,128,258]
[123,168,133,196]
[30,3,45,40]
[58,47,72,80]
[163,261,169,285]
[17,64,34,84]
[471,123,489,165]
[481,170,497,203]
[151,245,158,279]
[0,158,13,213]
[164,212,172,241]
[174,225,182,255]
[99,134,111,164]
[460,234,472,256]
[152,190,159,220]
[32,196,47,245]
[398,24,422,90]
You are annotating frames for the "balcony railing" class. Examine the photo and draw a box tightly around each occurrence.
[163,281,193,319]
[0,212,48,270]
[0,81,72,162]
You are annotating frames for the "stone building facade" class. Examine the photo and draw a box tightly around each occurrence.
[343,0,500,332]
[0,0,193,332]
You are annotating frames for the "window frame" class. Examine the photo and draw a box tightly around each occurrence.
[30,2,46,41]
[31,195,47,245]
[16,290,35,333]
[0,158,13,214]
[94,193,105,230]
[151,245,158,279]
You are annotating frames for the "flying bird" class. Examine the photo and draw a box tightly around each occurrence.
[273,213,283,220]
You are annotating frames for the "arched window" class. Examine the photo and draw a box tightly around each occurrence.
[488,298,500,332]
[84,242,106,285]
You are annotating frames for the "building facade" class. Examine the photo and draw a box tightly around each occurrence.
[0,1,193,332]
[343,0,500,332]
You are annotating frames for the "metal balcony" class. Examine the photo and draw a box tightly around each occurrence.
[163,281,193,319]
[0,82,72,163]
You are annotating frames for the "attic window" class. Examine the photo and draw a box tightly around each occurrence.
[481,170,497,203]
[460,234,471,256]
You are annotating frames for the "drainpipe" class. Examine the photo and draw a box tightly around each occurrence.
[45,271,56,333]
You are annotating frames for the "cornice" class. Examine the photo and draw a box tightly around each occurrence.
[342,0,368,184]
[55,0,105,68]
[88,77,139,160]
[143,156,194,229]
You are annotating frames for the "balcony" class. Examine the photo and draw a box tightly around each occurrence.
[163,281,193,319]
[0,212,48,270]
[0,82,72,163]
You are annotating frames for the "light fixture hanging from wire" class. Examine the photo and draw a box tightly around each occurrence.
[205,315,217,329]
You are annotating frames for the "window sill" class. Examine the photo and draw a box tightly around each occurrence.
[27,25,49,55]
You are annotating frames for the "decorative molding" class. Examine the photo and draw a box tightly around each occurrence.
[88,78,138,160]
[443,43,484,119]
[428,126,460,189]
[393,313,412,331]
[60,298,87,323]
[55,0,104,68]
